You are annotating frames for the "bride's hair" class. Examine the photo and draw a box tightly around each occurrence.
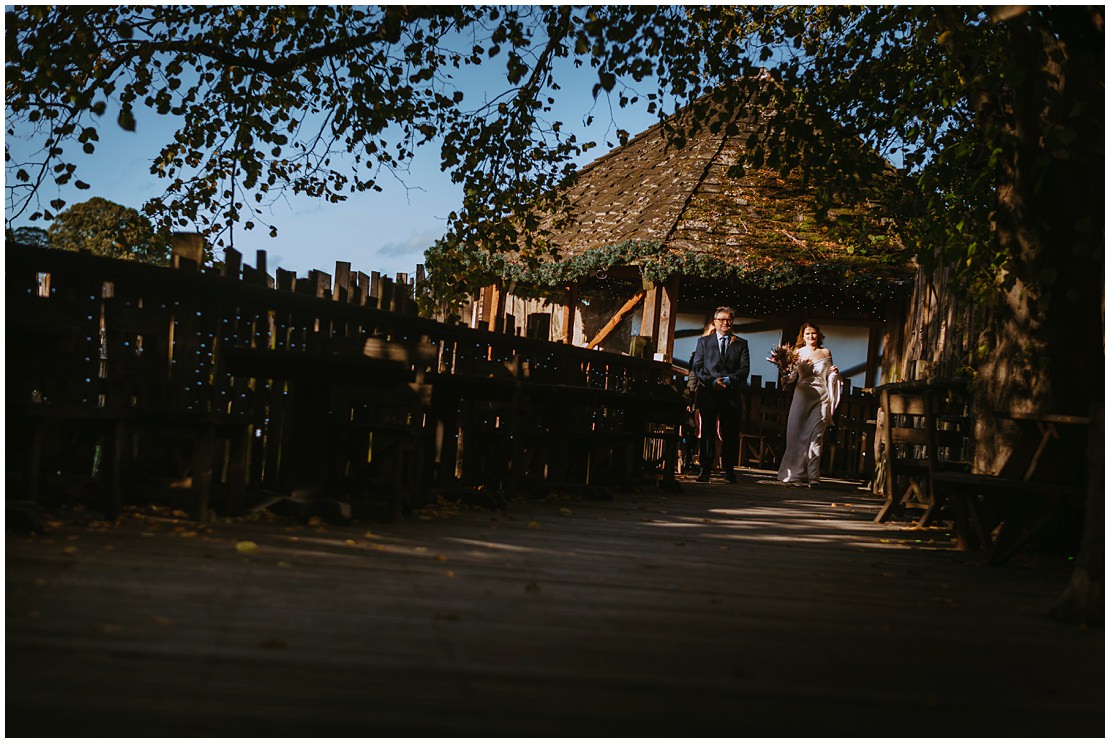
[794,322,825,348]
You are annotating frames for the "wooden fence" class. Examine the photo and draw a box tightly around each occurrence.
[737,374,878,479]
[7,244,688,521]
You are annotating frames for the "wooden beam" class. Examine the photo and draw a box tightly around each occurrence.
[587,291,645,350]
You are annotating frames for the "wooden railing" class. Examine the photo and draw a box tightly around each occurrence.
[7,245,684,520]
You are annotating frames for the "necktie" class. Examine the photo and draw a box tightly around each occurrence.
[720,335,727,356]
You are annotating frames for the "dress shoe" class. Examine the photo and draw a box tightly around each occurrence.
[724,469,736,483]
[696,470,710,482]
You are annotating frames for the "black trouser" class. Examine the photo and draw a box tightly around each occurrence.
[698,403,740,472]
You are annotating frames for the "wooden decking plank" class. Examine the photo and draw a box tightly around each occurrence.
[6,470,1101,737]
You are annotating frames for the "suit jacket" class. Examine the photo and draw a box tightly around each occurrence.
[692,332,750,410]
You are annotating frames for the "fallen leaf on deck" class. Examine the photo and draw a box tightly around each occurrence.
[528,520,540,529]
[236,541,259,554]
[172,509,190,519]
[61,546,78,555]
[434,553,447,562]
[445,570,455,578]
[559,507,574,516]
[345,539,358,546]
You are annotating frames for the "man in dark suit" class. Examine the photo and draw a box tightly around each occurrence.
[692,306,750,482]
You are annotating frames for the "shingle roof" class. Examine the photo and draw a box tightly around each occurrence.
[530,100,915,289]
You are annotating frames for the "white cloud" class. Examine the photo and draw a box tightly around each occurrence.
[377,230,442,258]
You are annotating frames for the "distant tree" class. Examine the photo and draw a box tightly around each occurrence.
[47,197,171,265]
[8,225,50,248]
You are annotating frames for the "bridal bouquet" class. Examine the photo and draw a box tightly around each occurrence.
[767,344,798,375]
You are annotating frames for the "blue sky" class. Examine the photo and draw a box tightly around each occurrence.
[7,55,663,280]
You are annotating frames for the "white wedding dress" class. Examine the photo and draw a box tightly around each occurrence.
[777,356,843,485]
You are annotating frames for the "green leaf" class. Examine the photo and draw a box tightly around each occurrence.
[117,108,136,132]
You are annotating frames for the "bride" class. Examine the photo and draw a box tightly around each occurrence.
[777,322,843,487]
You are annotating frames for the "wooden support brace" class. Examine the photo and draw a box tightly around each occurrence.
[587,291,645,350]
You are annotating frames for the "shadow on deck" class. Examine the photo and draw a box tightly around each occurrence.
[5,469,1102,737]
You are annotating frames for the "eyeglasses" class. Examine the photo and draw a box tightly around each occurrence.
[714,317,732,323]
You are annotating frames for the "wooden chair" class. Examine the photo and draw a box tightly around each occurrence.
[735,389,766,469]
[874,387,970,525]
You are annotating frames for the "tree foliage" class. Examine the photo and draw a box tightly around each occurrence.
[8,225,50,248]
[47,197,171,265]
[7,6,1102,332]
[5,6,602,258]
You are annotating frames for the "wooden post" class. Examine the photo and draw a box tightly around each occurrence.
[369,271,382,309]
[640,280,663,352]
[380,276,395,313]
[657,278,680,362]
[866,322,882,388]
[486,281,503,333]
[275,268,296,293]
[249,249,273,287]
[309,270,331,299]
[222,246,242,279]
[356,271,370,306]
[561,283,578,344]
[333,261,351,303]
[171,232,205,270]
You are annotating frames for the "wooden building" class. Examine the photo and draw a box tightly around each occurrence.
[451,102,917,389]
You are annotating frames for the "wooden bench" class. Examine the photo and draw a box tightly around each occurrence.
[931,411,1089,565]
[223,338,436,519]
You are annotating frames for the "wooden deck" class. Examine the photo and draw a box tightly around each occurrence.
[6,469,1103,737]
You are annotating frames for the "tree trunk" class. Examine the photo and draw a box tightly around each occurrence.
[971,9,1103,623]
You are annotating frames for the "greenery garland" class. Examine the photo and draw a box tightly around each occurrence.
[422,237,912,315]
